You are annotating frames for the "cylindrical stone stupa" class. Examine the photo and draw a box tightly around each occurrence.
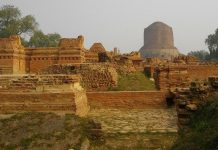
[139,22,180,59]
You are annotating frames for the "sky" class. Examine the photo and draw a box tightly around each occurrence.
[1,0,218,54]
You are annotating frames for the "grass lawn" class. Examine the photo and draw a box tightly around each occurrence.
[109,71,156,91]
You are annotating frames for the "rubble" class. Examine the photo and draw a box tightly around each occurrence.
[0,74,80,92]
[79,64,118,91]
[41,63,118,91]
[173,79,212,130]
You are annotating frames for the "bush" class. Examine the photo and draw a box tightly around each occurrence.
[172,94,218,150]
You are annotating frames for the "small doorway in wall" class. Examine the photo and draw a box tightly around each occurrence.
[166,93,175,107]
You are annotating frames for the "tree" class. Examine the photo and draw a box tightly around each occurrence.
[205,28,218,60]
[0,5,61,47]
[187,50,210,61]
[0,5,38,38]
[47,33,61,47]
[28,30,61,47]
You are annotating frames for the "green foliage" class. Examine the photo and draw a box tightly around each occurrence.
[0,5,61,47]
[109,71,155,91]
[172,94,218,150]
[28,30,61,47]
[0,5,38,38]
[21,37,29,47]
[5,144,16,150]
[205,28,218,60]
[187,50,210,61]
[20,138,33,149]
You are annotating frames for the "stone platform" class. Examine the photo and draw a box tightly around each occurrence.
[88,108,177,134]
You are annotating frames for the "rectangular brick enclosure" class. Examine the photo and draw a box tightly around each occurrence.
[87,91,168,109]
[0,92,76,113]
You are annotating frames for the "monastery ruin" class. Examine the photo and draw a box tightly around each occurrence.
[0,22,218,139]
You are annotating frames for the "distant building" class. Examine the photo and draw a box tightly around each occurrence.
[139,22,180,60]
[0,35,85,74]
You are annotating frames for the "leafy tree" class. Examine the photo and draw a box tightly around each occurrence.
[28,30,61,47]
[205,28,218,60]
[47,33,61,47]
[187,50,210,61]
[0,5,38,38]
[21,37,29,47]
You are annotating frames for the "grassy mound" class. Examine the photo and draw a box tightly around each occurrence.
[109,71,155,91]
[172,94,218,150]
[0,113,91,150]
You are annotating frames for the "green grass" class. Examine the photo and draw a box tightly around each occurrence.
[20,138,33,149]
[0,112,93,150]
[109,71,156,91]
[171,93,218,150]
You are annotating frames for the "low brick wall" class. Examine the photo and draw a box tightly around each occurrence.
[187,65,218,80]
[0,91,168,112]
[87,91,168,108]
[0,92,76,112]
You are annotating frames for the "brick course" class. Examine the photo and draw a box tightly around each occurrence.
[0,92,76,112]
[87,91,168,108]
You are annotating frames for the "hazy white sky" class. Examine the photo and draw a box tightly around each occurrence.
[1,0,218,54]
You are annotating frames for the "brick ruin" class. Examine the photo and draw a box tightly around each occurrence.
[1,34,218,94]
[0,74,89,117]
[173,55,199,65]
[84,43,108,63]
[0,74,79,91]
[0,35,86,74]
[173,77,218,130]
[152,63,218,91]
[0,35,146,76]
[143,54,218,91]
[87,91,168,109]
[43,63,118,91]
[1,33,218,130]
[78,64,118,91]
[154,65,190,91]
[0,35,26,74]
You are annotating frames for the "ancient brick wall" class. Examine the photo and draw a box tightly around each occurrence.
[0,56,13,74]
[87,91,168,108]
[79,64,118,91]
[27,47,84,73]
[0,82,89,117]
[0,36,26,74]
[153,64,218,91]
[173,79,214,130]
[0,74,80,92]
[154,65,190,91]
[41,63,118,91]
[187,65,218,80]
[58,35,84,49]
[0,35,23,50]
[0,92,76,112]
[0,36,86,74]
[28,48,59,73]
[13,56,26,74]
[0,55,26,74]
[84,51,99,63]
